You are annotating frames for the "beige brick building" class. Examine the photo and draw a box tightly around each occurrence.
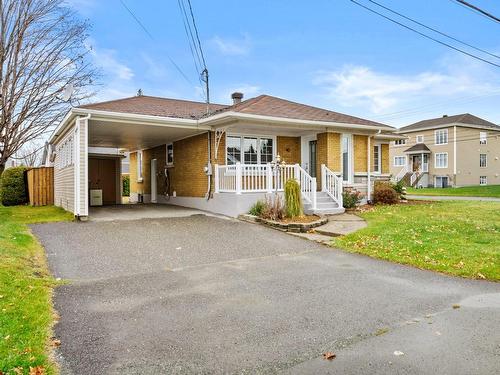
[390,114,500,188]
[48,93,399,219]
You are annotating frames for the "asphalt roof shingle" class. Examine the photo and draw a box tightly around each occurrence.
[399,113,499,132]
[79,95,227,119]
[78,94,393,129]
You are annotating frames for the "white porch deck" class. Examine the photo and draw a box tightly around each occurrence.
[214,163,344,215]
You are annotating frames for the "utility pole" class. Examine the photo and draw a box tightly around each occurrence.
[201,68,210,114]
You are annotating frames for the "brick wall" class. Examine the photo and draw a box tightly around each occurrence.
[277,136,301,164]
[316,132,340,187]
[354,135,368,172]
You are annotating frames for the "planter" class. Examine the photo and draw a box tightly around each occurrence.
[238,214,328,233]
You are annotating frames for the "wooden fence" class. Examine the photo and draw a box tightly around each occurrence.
[26,167,54,206]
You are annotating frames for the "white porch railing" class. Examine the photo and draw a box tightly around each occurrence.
[321,164,343,207]
[214,163,317,209]
[393,165,408,182]
[410,170,420,186]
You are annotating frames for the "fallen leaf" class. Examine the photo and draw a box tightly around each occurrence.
[4,335,10,340]
[452,304,460,309]
[29,367,45,375]
[393,350,405,356]
[477,273,486,279]
[323,352,336,360]
[51,338,61,347]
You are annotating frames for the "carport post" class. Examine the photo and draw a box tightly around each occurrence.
[214,164,219,193]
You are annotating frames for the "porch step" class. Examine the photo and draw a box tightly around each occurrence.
[303,194,345,215]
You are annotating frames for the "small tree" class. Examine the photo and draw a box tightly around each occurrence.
[284,179,303,217]
[0,166,28,205]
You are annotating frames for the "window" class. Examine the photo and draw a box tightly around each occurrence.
[394,139,406,146]
[394,156,406,167]
[226,135,274,165]
[480,132,487,145]
[480,154,487,168]
[226,136,241,165]
[435,176,449,188]
[435,152,448,168]
[435,129,448,145]
[243,137,258,164]
[57,136,74,168]
[480,176,487,185]
[416,135,424,144]
[166,143,174,165]
[260,138,273,164]
[137,150,143,181]
[342,134,352,182]
[373,145,381,173]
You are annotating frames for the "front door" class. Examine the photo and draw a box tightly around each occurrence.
[309,140,317,177]
[412,155,422,172]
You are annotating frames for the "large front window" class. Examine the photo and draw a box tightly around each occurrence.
[226,135,274,165]
[435,129,448,145]
[435,152,448,168]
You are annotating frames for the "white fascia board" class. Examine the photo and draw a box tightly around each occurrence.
[200,111,395,132]
[49,108,207,144]
[375,134,407,141]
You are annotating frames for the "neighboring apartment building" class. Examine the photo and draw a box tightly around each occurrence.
[390,114,500,188]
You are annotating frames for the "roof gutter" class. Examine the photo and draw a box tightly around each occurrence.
[199,111,394,132]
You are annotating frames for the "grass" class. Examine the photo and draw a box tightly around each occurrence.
[0,205,73,374]
[407,185,500,198]
[334,201,500,281]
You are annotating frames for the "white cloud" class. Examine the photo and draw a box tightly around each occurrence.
[63,0,96,15]
[211,33,252,56]
[314,56,500,121]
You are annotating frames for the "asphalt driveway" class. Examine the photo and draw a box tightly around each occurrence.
[31,215,500,374]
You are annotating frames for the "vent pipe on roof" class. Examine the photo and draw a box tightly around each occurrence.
[231,92,243,105]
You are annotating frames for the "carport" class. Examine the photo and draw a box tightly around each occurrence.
[48,106,211,219]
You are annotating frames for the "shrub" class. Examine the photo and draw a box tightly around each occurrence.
[261,195,285,221]
[249,200,266,216]
[392,180,405,195]
[373,181,399,205]
[0,166,29,206]
[284,179,303,217]
[342,189,362,209]
[122,175,130,197]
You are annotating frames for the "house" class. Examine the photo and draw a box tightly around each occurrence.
[47,93,399,219]
[390,114,500,188]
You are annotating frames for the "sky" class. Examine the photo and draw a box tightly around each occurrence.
[66,0,500,128]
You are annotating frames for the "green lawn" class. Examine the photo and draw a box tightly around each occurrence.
[407,185,500,198]
[334,201,500,281]
[0,206,73,374]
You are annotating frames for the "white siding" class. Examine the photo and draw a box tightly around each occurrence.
[54,123,76,213]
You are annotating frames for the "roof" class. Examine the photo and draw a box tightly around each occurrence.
[404,143,431,153]
[207,95,394,129]
[78,94,393,129]
[399,113,500,132]
[78,95,227,119]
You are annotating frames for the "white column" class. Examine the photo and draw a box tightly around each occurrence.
[266,163,273,193]
[214,164,219,193]
[235,162,242,194]
[311,178,317,210]
[321,164,326,192]
[367,136,371,201]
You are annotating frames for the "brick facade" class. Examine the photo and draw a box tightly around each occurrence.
[277,136,301,164]
[316,132,341,187]
[354,135,368,173]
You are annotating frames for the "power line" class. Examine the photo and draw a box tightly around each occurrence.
[372,91,500,121]
[366,0,500,60]
[186,0,207,70]
[451,0,500,24]
[349,0,500,68]
[118,0,196,87]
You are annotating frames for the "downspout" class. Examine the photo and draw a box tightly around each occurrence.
[205,130,212,200]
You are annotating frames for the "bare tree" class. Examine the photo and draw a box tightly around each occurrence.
[16,142,43,166]
[0,0,97,174]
